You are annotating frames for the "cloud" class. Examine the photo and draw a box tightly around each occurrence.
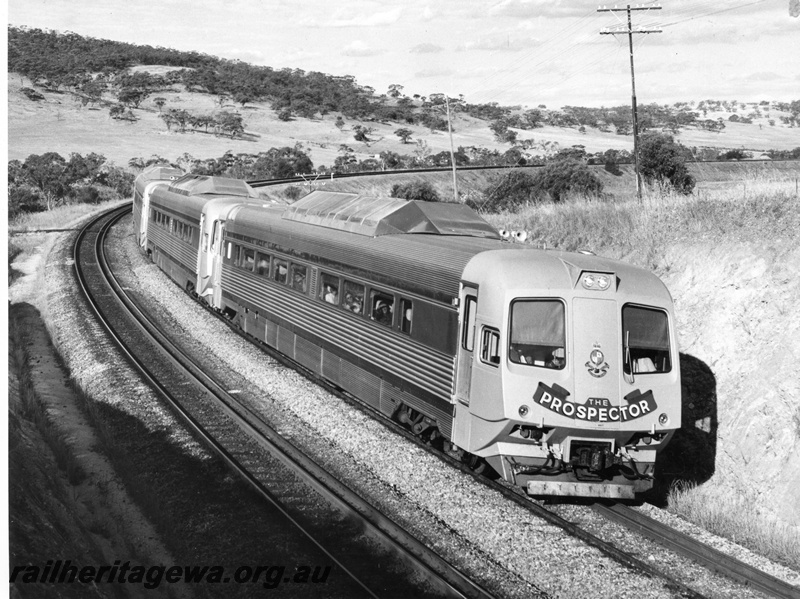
[456,34,542,52]
[326,7,403,27]
[341,40,382,57]
[414,67,455,78]
[488,0,589,19]
[410,43,444,54]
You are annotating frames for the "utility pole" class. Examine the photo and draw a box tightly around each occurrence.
[444,95,459,203]
[599,4,661,200]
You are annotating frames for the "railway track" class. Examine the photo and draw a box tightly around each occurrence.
[74,203,497,599]
[76,202,798,599]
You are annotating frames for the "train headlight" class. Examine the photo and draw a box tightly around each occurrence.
[580,272,613,291]
[519,405,529,417]
[658,413,669,426]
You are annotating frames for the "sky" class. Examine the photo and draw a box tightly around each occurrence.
[5,0,800,109]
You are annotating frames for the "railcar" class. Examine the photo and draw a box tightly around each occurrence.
[133,167,681,499]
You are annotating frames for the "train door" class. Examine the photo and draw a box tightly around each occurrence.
[196,211,223,304]
[454,285,479,405]
[137,182,160,249]
[572,298,621,429]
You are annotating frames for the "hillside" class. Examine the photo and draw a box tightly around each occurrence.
[8,74,800,171]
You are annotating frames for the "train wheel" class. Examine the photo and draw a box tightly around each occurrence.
[463,453,491,476]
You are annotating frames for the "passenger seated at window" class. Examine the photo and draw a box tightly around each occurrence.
[324,285,338,304]
[274,262,288,284]
[344,292,362,314]
[256,257,269,276]
[372,298,393,325]
[292,268,307,292]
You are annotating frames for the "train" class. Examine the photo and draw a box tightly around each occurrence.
[133,166,681,499]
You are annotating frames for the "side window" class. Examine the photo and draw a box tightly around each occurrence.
[273,259,288,284]
[370,291,394,326]
[255,252,270,276]
[342,281,364,314]
[243,248,255,272]
[462,296,477,351]
[320,273,340,305]
[290,264,307,292]
[480,327,501,366]
[226,242,233,261]
[400,299,413,334]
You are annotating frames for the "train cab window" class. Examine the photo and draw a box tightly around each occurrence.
[320,273,340,305]
[255,252,271,276]
[622,305,671,374]
[242,248,255,272]
[509,300,566,370]
[273,260,288,284]
[343,281,364,315]
[480,327,501,366]
[400,299,413,334]
[290,264,307,292]
[370,291,394,326]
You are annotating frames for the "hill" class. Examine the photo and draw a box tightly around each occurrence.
[8,72,800,172]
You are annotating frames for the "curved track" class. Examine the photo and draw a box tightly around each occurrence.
[77,202,799,599]
[74,203,497,599]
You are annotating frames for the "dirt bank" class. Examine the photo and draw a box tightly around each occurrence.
[660,240,800,529]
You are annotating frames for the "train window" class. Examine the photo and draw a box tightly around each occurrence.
[242,248,255,272]
[290,264,307,292]
[509,300,565,369]
[480,327,501,366]
[622,305,671,374]
[226,242,233,261]
[320,273,340,305]
[400,299,413,334]
[370,291,394,326]
[342,281,365,315]
[255,252,271,276]
[462,296,477,352]
[273,260,288,284]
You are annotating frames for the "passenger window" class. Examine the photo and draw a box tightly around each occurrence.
[255,252,270,276]
[320,273,340,305]
[290,264,307,292]
[370,291,394,326]
[462,296,477,352]
[509,300,565,369]
[622,305,671,374]
[480,328,501,366]
[342,281,365,314]
[226,242,233,261]
[273,259,288,284]
[243,248,255,271]
[400,299,412,334]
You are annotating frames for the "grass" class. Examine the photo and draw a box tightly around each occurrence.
[481,174,800,270]
[9,199,126,232]
[8,308,87,486]
[667,480,800,571]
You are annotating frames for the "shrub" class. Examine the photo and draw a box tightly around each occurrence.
[639,132,695,194]
[535,157,603,202]
[480,169,542,212]
[389,181,440,202]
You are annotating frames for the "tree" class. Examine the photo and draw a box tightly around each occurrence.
[394,128,413,144]
[387,84,404,98]
[20,152,69,210]
[153,97,167,112]
[478,170,542,212]
[390,181,440,202]
[535,157,603,202]
[639,132,695,194]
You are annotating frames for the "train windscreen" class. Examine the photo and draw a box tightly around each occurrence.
[509,300,566,369]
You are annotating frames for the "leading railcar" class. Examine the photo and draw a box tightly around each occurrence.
[133,167,681,499]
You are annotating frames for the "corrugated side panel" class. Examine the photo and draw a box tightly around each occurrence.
[294,335,321,372]
[339,360,381,411]
[150,228,197,275]
[222,268,455,401]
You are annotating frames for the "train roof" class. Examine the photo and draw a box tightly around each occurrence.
[167,174,260,198]
[284,191,500,239]
[133,165,184,194]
